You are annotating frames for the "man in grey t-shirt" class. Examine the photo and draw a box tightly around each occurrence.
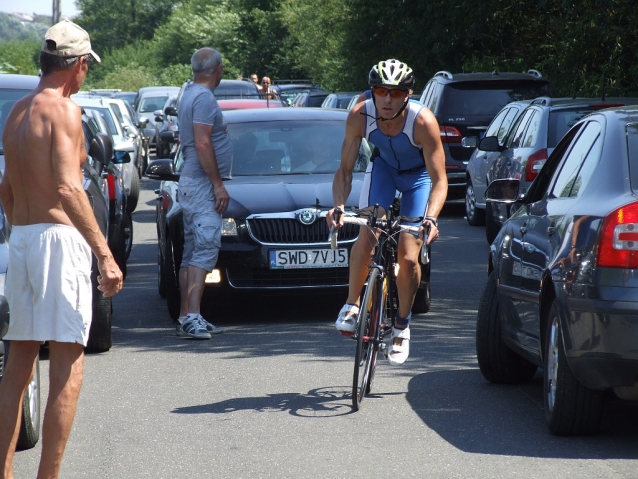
[175,47,232,339]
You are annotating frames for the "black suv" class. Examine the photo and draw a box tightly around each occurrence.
[418,70,552,199]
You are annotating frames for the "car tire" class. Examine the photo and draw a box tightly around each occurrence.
[465,181,485,226]
[85,265,112,353]
[164,235,181,322]
[127,170,140,214]
[543,300,605,436]
[158,239,166,298]
[17,356,40,450]
[476,271,537,384]
[485,203,499,245]
[124,211,133,260]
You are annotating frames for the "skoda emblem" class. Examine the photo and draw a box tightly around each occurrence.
[298,208,317,225]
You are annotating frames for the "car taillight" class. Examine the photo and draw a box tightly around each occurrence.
[525,149,548,181]
[107,174,116,200]
[597,202,638,268]
[440,126,462,143]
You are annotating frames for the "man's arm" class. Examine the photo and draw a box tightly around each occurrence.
[415,107,448,243]
[53,101,122,296]
[327,104,365,228]
[193,122,230,214]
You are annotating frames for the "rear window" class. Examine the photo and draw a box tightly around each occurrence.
[627,124,638,193]
[213,84,260,99]
[440,81,550,115]
[548,108,596,147]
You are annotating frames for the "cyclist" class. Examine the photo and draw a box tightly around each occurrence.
[326,59,447,365]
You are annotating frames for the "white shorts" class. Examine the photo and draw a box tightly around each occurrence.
[4,223,93,346]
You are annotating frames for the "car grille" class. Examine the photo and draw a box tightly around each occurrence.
[228,267,349,288]
[247,219,359,244]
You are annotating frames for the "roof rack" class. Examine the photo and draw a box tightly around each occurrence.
[526,69,543,78]
[434,71,453,80]
[530,96,552,106]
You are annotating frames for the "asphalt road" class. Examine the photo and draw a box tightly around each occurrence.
[12,178,638,479]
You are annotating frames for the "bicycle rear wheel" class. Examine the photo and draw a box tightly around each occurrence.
[353,267,382,410]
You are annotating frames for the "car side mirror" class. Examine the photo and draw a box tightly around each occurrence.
[138,117,149,129]
[160,130,178,143]
[478,136,501,152]
[164,106,178,116]
[89,132,113,166]
[114,151,131,164]
[146,158,179,181]
[484,179,520,203]
[461,136,478,148]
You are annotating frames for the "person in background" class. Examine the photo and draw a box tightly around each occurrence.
[0,20,122,478]
[261,77,279,100]
[176,47,231,339]
[250,73,263,91]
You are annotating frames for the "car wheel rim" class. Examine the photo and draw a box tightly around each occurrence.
[466,185,476,219]
[28,370,39,425]
[546,316,559,412]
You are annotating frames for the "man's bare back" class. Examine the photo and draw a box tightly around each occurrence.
[2,90,85,227]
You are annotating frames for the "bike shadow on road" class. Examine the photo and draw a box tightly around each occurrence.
[405,368,638,459]
[170,386,387,417]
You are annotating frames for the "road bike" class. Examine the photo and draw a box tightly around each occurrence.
[329,202,429,410]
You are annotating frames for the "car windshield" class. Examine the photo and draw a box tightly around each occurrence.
[139,96,168,113]
[441,81,551,116]
[0,88,33,154]
[176,120,371,176]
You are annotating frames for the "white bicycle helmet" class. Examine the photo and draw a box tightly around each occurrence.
[369,59,415,89]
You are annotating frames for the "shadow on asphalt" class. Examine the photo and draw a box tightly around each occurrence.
[406,369,638,458]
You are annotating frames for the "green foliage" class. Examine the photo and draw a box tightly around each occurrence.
[0,39,40,75]
[2,0,638,99]
[75,0,176,55]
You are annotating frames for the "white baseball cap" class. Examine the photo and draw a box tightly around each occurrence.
[42,20,101,63]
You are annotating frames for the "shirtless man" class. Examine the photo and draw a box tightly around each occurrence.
[0,20,122,479]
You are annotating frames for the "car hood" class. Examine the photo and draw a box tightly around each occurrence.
[224,173,362,218]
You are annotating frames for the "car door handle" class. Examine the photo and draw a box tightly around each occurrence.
[520,226,526,234]
[547,226,556,236]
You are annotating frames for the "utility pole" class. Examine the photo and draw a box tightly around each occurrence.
[52,0,61,23]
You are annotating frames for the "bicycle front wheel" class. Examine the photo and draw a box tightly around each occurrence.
[353,267,382,411]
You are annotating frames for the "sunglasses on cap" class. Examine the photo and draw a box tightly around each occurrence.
[373,87,408,99]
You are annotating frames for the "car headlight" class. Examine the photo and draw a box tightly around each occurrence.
[222,218,237,236]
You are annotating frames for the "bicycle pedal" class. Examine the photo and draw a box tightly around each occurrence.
[379,342,388,359]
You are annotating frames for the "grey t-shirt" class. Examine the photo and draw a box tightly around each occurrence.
[178,83,233,180]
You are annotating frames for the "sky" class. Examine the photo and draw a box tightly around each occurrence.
[1,0,79,18]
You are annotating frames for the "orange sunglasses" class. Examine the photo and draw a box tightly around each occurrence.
[373,87,408,99]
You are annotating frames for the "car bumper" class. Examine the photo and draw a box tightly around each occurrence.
[564,296,638,389]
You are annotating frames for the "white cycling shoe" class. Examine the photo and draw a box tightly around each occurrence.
[388,326,410,366]
[335,304,359,333]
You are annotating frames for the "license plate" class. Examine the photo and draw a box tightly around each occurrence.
[269,248,348,269]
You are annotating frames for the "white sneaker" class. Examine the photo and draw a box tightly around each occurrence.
[388,326,410,365]
[335,304,359,333]
[177,315,211,339]
[198,315,224,334]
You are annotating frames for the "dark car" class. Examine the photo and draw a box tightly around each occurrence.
[418,70,552,199]
[272,81,322,106]
[292,90,329,108]
[213,79,261,100]
[147,108,432,319]
[476,105,638,435]
[463,100,532,226]
[83,109,133,276]
[321,92,360,110]
[482,97,638,244]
